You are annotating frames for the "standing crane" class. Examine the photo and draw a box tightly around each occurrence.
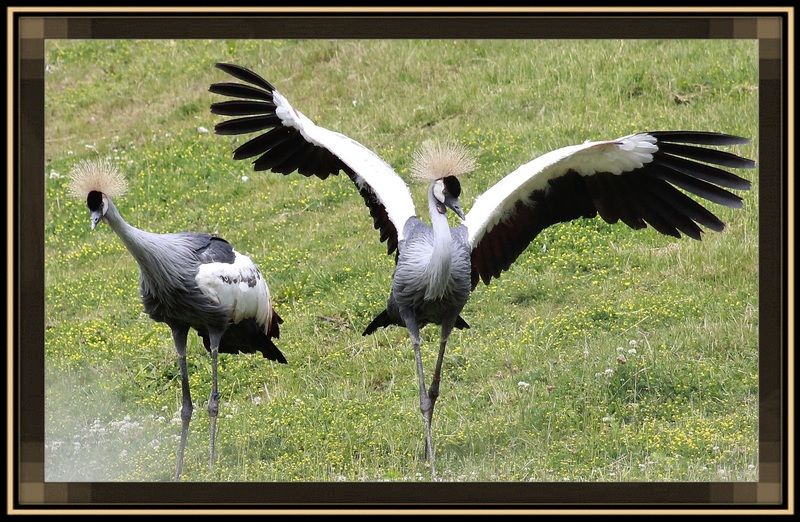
[68,159,286,480]
[209,63,754,475]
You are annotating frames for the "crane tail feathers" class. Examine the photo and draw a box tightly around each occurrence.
[362,310,470,335]
[363,309,391,336]
[198,320,287,363]
[270,308,283,339]
[262,338,288,364]
[455,315,470,330]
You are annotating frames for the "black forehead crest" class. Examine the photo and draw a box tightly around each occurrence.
[442,176,461,198]
[87,191,103,211]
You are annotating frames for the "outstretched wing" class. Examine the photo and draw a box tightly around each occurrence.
[464,131,755,288]
[210,63,416,255]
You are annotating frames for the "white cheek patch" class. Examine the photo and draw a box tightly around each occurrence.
[433,180,445,203]
[102,197,109,215]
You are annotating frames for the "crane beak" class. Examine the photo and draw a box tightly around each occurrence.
[90,210,103,230]
[445,195,465,221]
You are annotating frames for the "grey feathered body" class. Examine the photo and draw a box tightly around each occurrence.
[130,230,230,329]
[382,217,472,329]
[104,201,285,361]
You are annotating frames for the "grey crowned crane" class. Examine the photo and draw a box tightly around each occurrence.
[68,159,286,480]
[210,63,755,475]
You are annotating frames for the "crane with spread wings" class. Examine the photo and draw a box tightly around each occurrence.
[210,63,754,475]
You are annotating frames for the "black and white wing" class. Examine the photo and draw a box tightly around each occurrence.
[463,132,755,288]
[210,63,416,255]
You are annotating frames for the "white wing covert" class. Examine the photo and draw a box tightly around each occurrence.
[195,250,273,334]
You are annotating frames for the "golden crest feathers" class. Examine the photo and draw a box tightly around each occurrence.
[410,140,476,181]
[67,159,128,200]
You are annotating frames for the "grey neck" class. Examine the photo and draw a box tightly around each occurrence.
[424,184,453,300]
[104,199,144,248]
[102,197,197,298]
[103,198,162,268]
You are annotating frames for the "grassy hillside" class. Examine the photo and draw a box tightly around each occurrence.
[44,39,758,482]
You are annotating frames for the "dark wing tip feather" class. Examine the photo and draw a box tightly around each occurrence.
[215,62,276,92]
[209,82,274,102]
[210,100,276,117]
[656,144,755,170]
[214,115,282,136]
[653,151,753,191]
[649,131,752,146]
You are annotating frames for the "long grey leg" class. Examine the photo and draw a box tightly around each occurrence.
[207,330,223,472]
[427,317,457,432]
[171,324,191,481]
[399,309,436,476]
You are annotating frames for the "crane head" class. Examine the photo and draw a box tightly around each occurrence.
[433,176,465,220]
[411,140,473,222]
[86,190,107,230]
[67,159,127,230]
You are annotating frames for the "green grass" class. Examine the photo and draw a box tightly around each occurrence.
[44,39,758,482]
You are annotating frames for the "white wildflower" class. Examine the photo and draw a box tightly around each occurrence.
[241,175,249,182]
[197,126,209,134]
[517,381,531,389]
